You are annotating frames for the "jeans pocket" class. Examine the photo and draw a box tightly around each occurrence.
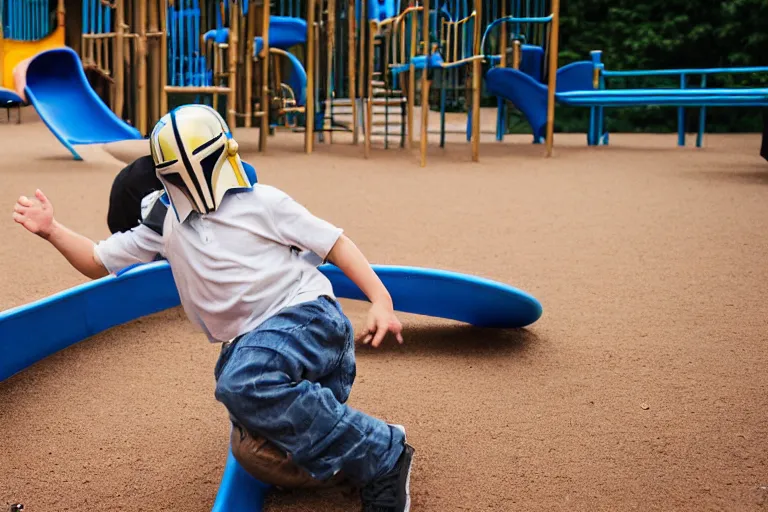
[214,342,236,381]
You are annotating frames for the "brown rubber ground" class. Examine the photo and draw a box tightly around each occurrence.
[2,108,768,512]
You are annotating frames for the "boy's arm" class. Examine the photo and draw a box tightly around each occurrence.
[327,235,404,347]
[43,221,109,279]
[264,188,403,347]
[14,189,164,280]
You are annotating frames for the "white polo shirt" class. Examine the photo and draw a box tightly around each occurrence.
[94,184,344,343]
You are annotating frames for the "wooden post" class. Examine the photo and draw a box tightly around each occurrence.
[512,40,521,69]
[260,0,270,151]
[407,8,417,149]
[500,0,507,68]
[364,20,375,158]
[357,0,366,99]
[419,0,430,167]
[245,2,255,129]
[545,0,560,157]
[325,0,336,143]
[348,0,358,144]
[137,0,148,134]
[114,0,125,119]
[227,0,238,132]
[160,0,168,116]
[470,7,481,162]
[148,0,160,125]
[305,0,316,153]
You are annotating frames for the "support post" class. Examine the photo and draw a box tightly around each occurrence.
[419,0,430,167]
[160,0,168,116]
[245,1,255,129]
[259,0,270,151]
[137,0,148,135]
[115,0,126,119]
[227,0,238,132]
[407,8,417,149]
[470,8,482,162]
[348,0,358,144]
[545,0,560,157]
[305,0,316,153]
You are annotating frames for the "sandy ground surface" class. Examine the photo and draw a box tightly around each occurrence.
[2,108,768,512]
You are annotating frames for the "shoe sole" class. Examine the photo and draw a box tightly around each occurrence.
[391,424,412,512]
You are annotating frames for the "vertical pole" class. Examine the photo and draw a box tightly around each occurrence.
[161,0,168,116]
[259,0,270,150]
[544,0,560,157]
[419,0,430,167]
[305,0,316,153]
[227,0,238,132]
[245,1,255,128]
[148,0,160,124]
[470,8,481,162]
[407,8,417,149]
[324,0,336,143]
[677,73,686,147]
[348,0,358,144]
[697,74,706,148]
[357,0,366,98]
[500,0,507,67]
[364,20,375,158]
[137,0,148,134]
[115,0,125,119]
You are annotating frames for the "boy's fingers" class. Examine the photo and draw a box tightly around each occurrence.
[13,204,26,214]
[371,321,388,347]
[35,189,50,206]
[17,196,32,207]
[12,212,26,223]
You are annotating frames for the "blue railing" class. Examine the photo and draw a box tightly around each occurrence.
[2,0,51,41]
[592,51,768,147]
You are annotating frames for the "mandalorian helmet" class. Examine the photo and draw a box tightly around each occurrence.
[149,104,251,222]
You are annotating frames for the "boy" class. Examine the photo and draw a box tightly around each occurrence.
[12,104,414,512]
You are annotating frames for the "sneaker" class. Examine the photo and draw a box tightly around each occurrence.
[360,425,414,512]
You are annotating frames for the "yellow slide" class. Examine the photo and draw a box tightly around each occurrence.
[0,25,65,91]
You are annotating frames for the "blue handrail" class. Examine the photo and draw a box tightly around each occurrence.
[602,66,768,78]
[590,51,768,148]
[480,14,553,58]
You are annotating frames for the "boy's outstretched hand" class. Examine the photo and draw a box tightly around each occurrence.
[326,234,405,347]
[13,189,54,238]
[359,301,404,347]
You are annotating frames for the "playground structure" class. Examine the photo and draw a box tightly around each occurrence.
[0,0,766,162]
[0,0,66,120]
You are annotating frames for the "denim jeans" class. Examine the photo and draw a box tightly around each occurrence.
[214,295,405,484]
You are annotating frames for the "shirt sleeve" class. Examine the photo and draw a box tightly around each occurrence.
[264,188,343,260]
[93,223,165,274]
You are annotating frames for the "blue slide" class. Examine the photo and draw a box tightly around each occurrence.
[23,47,143,160]
[485,65,768,142]
[205,16,309,107]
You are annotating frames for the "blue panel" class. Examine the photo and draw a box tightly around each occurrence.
[211,449,271,512]
[320,264,543,328]
[0,261,179,383]
[23,47,143,160]
[555,61,594,93]
[485,67,549,141]
[519,44,544,83]
[1,262,541,383]
[0,87,24,105]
